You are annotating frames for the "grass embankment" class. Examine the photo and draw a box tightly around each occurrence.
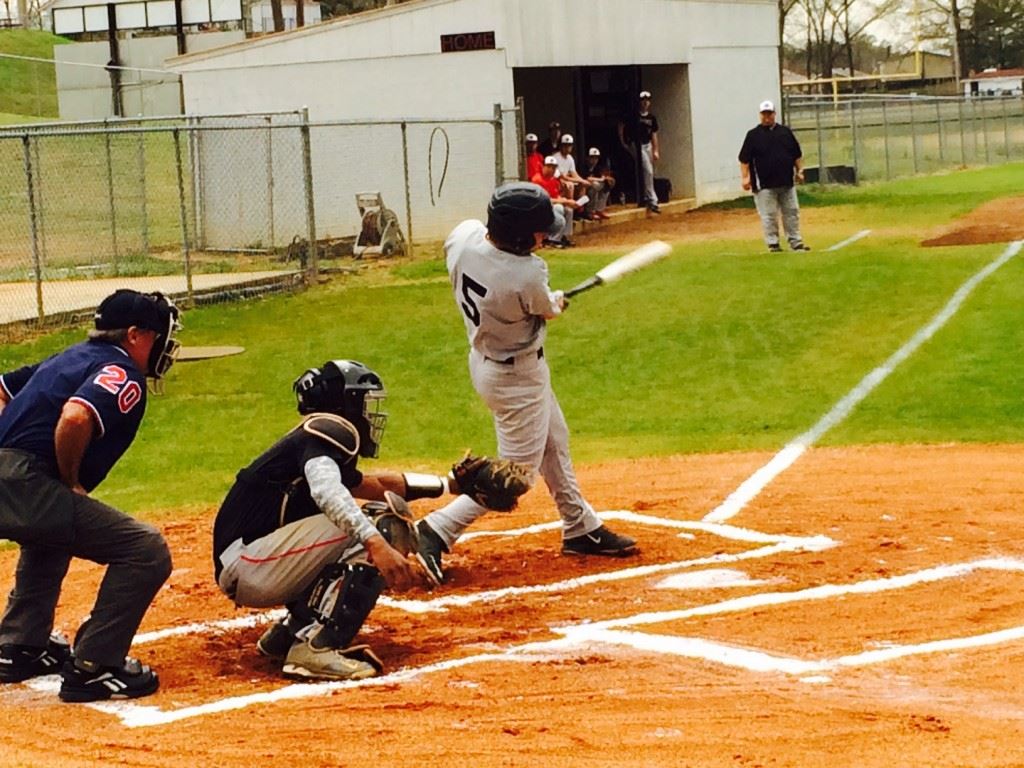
[1,164,1022,516]
[0,29,71,119]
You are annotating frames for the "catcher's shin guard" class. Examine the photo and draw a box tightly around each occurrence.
[306,562,385,649]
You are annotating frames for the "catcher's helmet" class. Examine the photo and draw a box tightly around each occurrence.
[486,182,555,255]
[293,360,387,458]
[94,289,182,380]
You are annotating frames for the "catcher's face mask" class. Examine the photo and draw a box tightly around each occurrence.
[359,389,388,458]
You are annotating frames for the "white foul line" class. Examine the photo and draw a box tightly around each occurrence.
[827,229,872,251]
[703,239,1023,524]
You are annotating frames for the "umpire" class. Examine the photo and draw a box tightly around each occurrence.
[0,289,181,703]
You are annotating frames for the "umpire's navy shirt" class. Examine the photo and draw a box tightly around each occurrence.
[0,340,147,491]
[738,123,803,192]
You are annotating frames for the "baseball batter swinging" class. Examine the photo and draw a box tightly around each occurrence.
[415,182,637,582]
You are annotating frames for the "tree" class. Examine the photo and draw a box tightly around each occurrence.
[969,0,1024,68]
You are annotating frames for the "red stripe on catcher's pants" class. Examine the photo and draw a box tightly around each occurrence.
[239,534,350,565]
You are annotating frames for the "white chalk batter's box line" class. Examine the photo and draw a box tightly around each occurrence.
[23,554,1024,727]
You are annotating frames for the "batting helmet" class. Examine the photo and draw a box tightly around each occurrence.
[293,360,388,458]
[487,182,555,255]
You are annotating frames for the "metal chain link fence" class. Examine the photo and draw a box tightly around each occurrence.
[786,94,1024,184]
[0,104,522,340]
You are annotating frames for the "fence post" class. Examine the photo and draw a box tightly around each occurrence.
[515,95,526,180]
[266,115,276,249]
[980,98,991,164]
[400,121,414,260]
[299,106,318,280]
[172,128,193,303]
[192,115,205,249]
[1001,96,1010,159]
[493,103,504,187]
[881,99,892,179]
[104,118,120,273]
[31,136,48,268]
[909,98,919,174]
[22,135,44,322]
[814,101,826,182]
[136,119,150,256]
[936,100,945,163]
[957,97,966,165]
[849,99,859,181]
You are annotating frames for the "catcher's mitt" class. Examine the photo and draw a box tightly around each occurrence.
[450,453,535,512]
[361,490,418,556]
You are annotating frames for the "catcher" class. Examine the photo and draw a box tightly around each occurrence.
[213,359,532,681]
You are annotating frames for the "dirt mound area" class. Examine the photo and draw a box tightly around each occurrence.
[922,195,1024,246]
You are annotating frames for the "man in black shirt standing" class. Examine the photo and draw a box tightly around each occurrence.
[738,100,810,253]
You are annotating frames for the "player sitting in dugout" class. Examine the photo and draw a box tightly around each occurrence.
[213,360,532,681]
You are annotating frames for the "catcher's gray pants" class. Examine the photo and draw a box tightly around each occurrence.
[422,349,603,547]
[754,186,802,248]
[0,449,171,668]
[641,142,657,206]
[217,514,363,608]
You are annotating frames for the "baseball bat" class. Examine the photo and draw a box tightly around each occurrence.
[563,240,672,298]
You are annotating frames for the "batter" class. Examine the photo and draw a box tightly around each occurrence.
[416,182,637,583]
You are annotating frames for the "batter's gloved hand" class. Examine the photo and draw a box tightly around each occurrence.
[449,453,535,512]
[362,490,419,557]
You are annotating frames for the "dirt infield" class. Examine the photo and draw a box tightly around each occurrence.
[921,195,1024,247]
[2,445,1024,767]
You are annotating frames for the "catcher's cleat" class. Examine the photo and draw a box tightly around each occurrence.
[282,640,381,682]
[58,657,159,703]
[562,525,638,557]
[415,520,446,586]
[0,632,71,683]
[256,620,296,661]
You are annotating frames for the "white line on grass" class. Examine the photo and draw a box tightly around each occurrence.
[827,229,872,251]
[703,239,1023,524]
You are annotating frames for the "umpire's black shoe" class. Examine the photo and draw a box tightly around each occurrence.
[0,632,71,683]
[59,657,159,703]
[415,520,447,587]
[562,525,638,557]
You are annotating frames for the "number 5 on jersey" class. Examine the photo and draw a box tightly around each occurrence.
[460,274,488,327]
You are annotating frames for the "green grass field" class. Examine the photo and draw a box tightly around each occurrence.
[0,29,70,118]
[1,164,1022,518]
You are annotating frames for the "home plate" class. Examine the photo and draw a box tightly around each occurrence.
[655,568,777,590]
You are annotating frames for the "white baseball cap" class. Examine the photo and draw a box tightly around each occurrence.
[759,100,775,112]
[639,90,652,99]
[543,155,558,165]
[560,133,574,144]
[525,132,538,142]
[588,147,600,157]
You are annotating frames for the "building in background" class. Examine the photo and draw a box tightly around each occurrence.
[962,68,1024,97]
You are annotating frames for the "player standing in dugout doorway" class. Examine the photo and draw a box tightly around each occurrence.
[738,99,811,253]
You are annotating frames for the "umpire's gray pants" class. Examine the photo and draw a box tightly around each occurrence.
[754,186,803,248]
[0,449,171,668]
[217,514,362,608]
[426,349,603,541]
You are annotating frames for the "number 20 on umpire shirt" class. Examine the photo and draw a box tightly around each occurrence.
[0,340,147,492]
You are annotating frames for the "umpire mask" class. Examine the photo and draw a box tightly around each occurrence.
[95,290,182,380]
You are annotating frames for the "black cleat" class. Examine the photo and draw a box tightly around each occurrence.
[59,657,159,703]
[256,620,296,661]
[562,525,638,557]
[791,242,811,252]
[0,632,71,683]
[768,243,783,253]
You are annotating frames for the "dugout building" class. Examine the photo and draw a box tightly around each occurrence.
[167,0,779,242]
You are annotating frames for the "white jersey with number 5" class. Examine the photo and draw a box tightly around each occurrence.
[445,220,561,361]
